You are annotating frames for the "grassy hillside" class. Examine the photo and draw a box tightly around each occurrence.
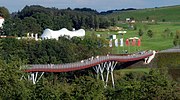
[109,5,180,22]
[87,22,180,54]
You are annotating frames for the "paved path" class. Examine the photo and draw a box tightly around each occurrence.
[159,46,180,53]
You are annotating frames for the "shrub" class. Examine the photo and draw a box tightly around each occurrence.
[147,29,153,38]
[105,69,179,99]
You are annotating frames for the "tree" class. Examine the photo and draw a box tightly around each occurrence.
[3,17,29,36]
[140,69,178,99]
[106,69,178,99]
[4,16,42,36]
[72,76,105,99]
[162,19,166,22]
[53,15,72,30]
[147,29,153,38]
[22,17,42,34]
[0,7,10,19]
[94,15,99,30]
[110,18,116,26]
[72,15,81,29]
[0,58,30,99]
[32,13,53,29]
[146,16,149,21]
[30,81,60,99]
[162,28,173,38]
[99,17,111,28]
[173,30,180,47]
[138,29,144,37]
[89,15,95,28]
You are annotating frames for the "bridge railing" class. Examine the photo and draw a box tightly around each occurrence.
[24,51,153,71]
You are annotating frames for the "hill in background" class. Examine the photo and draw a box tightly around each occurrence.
[108,5,180,22]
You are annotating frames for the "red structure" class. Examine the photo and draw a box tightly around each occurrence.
[125,39,129,46]
[137,39,141,46]
[132,38,136,46]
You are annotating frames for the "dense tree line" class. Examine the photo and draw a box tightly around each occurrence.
[0,60,178,99]
[0,35,109,64]
[1,5,115,36]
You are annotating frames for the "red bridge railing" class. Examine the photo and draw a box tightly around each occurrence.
[24,51,153,72]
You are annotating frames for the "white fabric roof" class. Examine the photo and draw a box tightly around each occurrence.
[0,17,4,28]
[128,37,139,40]
[41,28,85,40]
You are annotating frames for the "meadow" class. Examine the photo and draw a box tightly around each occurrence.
[87,22,180,54]
[108,5,180,22]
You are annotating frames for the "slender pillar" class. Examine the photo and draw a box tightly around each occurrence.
[23,72,45,84]
[99,63,105,82]
[20,74,27,80]
[34,72,38,82]
[93,64,100,79]
[36,72,44,83]
[110,61,117,88]
[105,61,111,87]
[31,73,35,84]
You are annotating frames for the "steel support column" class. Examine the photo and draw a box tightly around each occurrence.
[93,61,117,88]
[105,61,111,87]
[99,62,106,82]
[21,72,44,84]
[93,64,100,79]
[110,61,117,88]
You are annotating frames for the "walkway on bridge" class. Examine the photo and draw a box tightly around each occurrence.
[22,50,155,87]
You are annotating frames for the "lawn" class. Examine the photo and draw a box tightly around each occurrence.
[87,22,179,54]
[117,68,150,73]
[108,5,180,22]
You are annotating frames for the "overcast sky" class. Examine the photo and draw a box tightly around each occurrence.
[0,0,180,13]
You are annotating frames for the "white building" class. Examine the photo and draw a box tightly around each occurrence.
[0,16,5,28]
[41,28,85,40]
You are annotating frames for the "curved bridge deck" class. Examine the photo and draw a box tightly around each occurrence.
[24,51,153,72]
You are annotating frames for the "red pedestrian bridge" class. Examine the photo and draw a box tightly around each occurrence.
[22,50,156,87]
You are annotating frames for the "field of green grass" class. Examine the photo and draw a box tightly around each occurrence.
[87,22,180,54]
[108,5,180,22]
[117,68,150,73]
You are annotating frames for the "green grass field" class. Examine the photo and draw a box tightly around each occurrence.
[108,5,180,22]
[117,68,150,73]
[87,22,179,54]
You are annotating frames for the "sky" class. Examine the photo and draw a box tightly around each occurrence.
[0,0,180,13]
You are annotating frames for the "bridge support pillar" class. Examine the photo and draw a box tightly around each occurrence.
[93,64,100,79]
[93,61,117,88]
[110,61,117,88]
[105,61,111,87]
[21,72,44,84]
[99,62,106,83]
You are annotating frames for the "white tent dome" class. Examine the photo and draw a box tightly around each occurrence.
[41,28,85,40]
[0,17,5,28]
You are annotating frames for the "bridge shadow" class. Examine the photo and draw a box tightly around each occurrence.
[115,59,143,70]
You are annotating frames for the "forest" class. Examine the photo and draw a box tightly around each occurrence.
[1,5,116,36]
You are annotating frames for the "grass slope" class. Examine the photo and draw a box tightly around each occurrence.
[87,22,179,54]
[109,5,180,22]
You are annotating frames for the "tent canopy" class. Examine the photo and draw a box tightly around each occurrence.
[128,37,139,40]
[41,28,85,40]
